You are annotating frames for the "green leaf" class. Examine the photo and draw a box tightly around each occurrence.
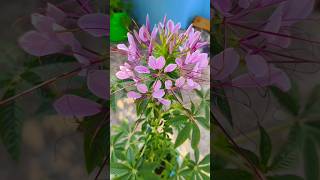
[110,162,131,177]
[136,98,148,116]
[0,88,22,161]
[304,137,319,180]
[191,123,200,149]
[195,116,210,130]
[259,125,272,167]
[175,123,192,148]
[213,88,233,126]
[270,84,300,116]
[191,101,196,114]
[82,113,108,174]
[213,169,253,180]
[267,175,304,180]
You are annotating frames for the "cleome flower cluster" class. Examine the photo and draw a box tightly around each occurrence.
[115,16,209,106]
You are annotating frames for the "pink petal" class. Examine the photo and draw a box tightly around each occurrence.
[116,71,130,79]
[31,13,55,34]
[117,44,128,51]
[87,70,108,99]
[148,56,157,70]
[54,95,101,117]
[153,80,162,91]
[53,24,80,49]
[164,64,177,73]
[175,77,185,87]
[127,33,136,49]
[158,98,171,106]
[175,58,183,67]
[167,20,174,32]
[19,31,63,56]
[156,56,166,69]
[146,14,150,31]
[135,66,150,74]
[139,26,148,42]
[152,89,165,98]
[245,54,268,77]
[78,13,109,37]
[165,80,172,89]
[151,26,158,40]
[127,91,142,99]
[212,48,240,80]
[137,84,148,93]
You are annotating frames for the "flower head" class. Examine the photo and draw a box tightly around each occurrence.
[115,16,209,107]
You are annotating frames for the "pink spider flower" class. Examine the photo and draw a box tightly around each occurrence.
[115,16,209,106]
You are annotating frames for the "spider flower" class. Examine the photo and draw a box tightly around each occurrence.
[115,16,209,106]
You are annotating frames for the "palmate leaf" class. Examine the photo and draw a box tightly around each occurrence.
[0,88,23,161]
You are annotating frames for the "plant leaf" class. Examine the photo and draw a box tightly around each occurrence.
[175,123,192,148]
[0,88,22,160]
[270,84,300,116]
[259,125,272,167]
[213,88,233,127]
[191,123,200,149]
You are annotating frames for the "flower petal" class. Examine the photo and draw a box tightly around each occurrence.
[212,48,240,80]
[137,83,148,93]
[19,31,63,56]
[135,66,150,74]
[116,71,130,79]
[148,56,157,70]
[152,89,165,98]
[87,70,108,99]
[127,91,142,99]
[164,64,177,73]
[245,54,268,77]
[165,80,172,89]
[78,13,109,37]
[54,95,101,117]
[158,98,171,106]
[153,80,162,91]
[156,56,166,69]
[175,77,185,87]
